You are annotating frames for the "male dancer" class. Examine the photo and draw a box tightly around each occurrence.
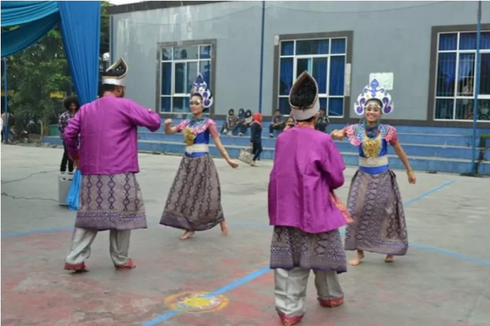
[268,71,348,325]
[63,58,161,271]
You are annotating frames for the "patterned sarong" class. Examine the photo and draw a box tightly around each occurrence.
[344,169,409,255]
[160,155,224,231]
[75,173,147,231]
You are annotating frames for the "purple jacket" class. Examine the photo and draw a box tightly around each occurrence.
[64,95,161,175]
[268,127,346,233]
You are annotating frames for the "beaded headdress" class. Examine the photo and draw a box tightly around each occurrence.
[190,73,213,109]
[353,78,393,116]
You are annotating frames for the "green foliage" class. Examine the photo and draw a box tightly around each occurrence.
[1,2,110,134]
[100,1,110,54]
[3,27,70,134]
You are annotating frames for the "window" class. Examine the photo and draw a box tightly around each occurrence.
[434,31,490,121]
[277,38,347,117]
[160,44,212,113]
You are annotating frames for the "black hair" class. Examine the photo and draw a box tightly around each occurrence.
[228,108,235,115]
[289,78,317,109]
[366,98,383,108]
[63,95,80,110]
[101,84,117,93]
[245,109,252,117]
[190,93,203,101]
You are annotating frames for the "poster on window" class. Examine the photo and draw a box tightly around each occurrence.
[369,72,394,90]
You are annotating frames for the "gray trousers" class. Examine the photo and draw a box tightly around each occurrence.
[65,227,131,267]
[274,268,344,317]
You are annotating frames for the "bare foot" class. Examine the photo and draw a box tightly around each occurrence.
[220,220,229,236]
[349,250,365,266]
[179,230,195,240]
[385,255,394,263]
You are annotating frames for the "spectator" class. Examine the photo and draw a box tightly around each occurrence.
[269,109,285,138]
[58,95,80,174]
[231,108,245,136]
[284,116,296,131]
[315,108,330,132]
[221,108,238,135]
[240,109,253,136]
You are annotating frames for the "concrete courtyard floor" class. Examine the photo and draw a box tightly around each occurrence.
[1,144,490,326]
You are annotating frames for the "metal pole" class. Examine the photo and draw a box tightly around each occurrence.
[258,1,265,114]
[3,57,8,144]
[471,1,482,175]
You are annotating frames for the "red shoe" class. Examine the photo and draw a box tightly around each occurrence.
[318,296,344,308]
[64,262,87,272]
[115,259,135,270]
[277,310,304,326]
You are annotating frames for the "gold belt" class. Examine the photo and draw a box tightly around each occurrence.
[185,144,209,154]
[359,156,388,167]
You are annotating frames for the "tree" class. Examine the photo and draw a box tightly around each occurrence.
[100,1,110,56]
[4,28,72,135]
[1,1,110,136]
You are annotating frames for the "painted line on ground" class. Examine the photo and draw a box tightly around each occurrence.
[403,180,456,206]
[137,179,475,325]
[0,180,457,238]
[409,243,490,267]
[1,226,73,238]
[139,267,271,326]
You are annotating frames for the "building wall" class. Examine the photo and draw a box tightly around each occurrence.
[111,1,490,122]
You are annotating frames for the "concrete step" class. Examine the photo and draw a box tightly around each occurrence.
[42,136,490,175]
[136,132,489,161]
[137,120,490,136]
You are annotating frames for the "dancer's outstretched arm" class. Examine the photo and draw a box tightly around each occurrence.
[392,140,416,184]
[212,134,239,169]
[164,119,179,134]
[330,128,347,140]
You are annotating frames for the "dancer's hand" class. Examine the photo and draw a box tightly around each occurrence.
[330,129,344,140]
[227,159,239,169]
[407,170,416,184]
[164,119,173,126]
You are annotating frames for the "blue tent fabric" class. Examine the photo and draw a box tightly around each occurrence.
[1,12,60,58]
[1,1,101,209]
[58,1,101,105]
[1,1,59,27]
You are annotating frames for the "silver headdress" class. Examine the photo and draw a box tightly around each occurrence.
[102,58,128,87]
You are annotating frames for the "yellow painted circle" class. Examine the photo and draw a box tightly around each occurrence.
[164,291,229,313]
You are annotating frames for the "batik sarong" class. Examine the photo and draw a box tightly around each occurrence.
[75,173,147,231]
[270,226,347,273]
[344,169,409,255]
[160,155,224,231]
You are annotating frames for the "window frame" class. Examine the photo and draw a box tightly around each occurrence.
[428,24,490,125]
[272,31,353,119]
[156,39,217,117]
[434,31,490,122]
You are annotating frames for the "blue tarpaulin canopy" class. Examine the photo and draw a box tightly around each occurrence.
[1,0,101,105]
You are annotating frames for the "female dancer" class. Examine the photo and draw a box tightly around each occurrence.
[331,78,416,265]
[161,74,239,240]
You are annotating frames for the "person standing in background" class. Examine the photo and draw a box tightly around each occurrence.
[58,95,80,174]
[249,112,263,167]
